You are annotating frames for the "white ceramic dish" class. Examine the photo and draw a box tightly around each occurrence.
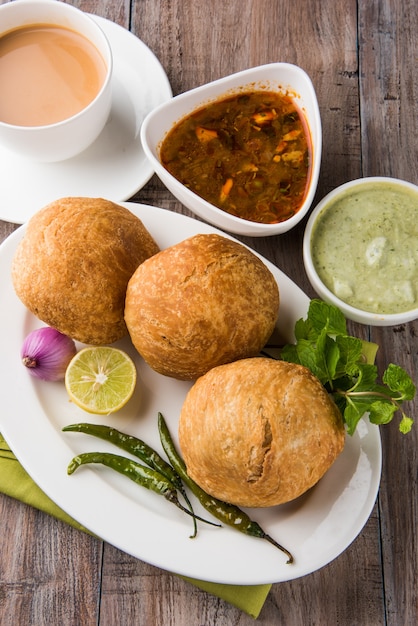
[141,63,322,237]
[0,16,172,224]
[303,177,418,326]
[0,203,381,585]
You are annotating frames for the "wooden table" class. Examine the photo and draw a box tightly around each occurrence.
[1,1,417,624]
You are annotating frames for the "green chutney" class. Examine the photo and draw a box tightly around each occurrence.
[311,181,418,314]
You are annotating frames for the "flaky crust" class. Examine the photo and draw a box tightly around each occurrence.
[178,358,345,507]
[124,234,280,380]
[12,197,159,344]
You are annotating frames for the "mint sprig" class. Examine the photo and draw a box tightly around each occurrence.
[280,300,415,435]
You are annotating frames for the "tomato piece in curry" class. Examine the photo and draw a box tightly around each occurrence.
[160,91,312,224]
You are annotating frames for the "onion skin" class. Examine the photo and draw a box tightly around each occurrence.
[21,327,77,381]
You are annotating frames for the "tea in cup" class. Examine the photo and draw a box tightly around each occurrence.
[0,0,113,161]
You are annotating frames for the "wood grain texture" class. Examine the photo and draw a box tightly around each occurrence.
[0,0,417,624]
[359,2,418,624]
[359,0,418,182]
[0,496,102,625]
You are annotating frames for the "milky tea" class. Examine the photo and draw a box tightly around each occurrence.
[0,24,107,127]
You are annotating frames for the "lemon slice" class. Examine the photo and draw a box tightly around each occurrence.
[65,347,137,415]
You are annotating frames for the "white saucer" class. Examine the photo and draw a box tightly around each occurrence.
[0,16,172,224]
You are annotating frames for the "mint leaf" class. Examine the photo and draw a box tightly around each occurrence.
[312,330,338,385]
[293,316,312,341]
[368,401,397,425]
[383,364,416,401]
[349,363,379,392]
[280,299,415,435]
[308,299,347,337]
[281,338,317,370]
[334,335,363,379]
[325,336,340,382]
[281,330,340,386]
[343,401,370,436]
[279,341,301,364]
[399,415,414,434]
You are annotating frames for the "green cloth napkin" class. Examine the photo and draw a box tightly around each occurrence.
[0,432,270,618]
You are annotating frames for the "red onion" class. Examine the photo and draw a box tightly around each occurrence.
[21,327,77,381]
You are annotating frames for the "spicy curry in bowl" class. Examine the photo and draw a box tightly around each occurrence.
[160,90,311,225]
[141,63,322,236]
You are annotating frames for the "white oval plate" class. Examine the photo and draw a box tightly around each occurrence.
[0,17,172,224]
[0,203,382,585]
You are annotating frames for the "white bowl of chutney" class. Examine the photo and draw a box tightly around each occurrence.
[303,177,418,325]
[141,63,322,237]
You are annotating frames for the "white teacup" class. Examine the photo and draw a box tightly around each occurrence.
[0,0,113,162]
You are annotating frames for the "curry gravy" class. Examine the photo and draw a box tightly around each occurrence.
[160,91,311,224]
[0,24,107,126]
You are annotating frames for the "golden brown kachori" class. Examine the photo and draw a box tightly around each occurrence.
[178,357,346,507]
[124,234,280,380]
[12,197,159,344]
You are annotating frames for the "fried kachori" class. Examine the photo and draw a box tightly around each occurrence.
[178,357,346,507]
[124,234,280,380]
[12,197,159,344]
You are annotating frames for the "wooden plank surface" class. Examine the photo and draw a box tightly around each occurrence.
[0,0,417,624]
[359,2,418,625]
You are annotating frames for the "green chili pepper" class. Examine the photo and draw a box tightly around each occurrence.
[63,423,182,488]
[67,451,219,536]
[68,451,178,497]
[157,412,294,564]
[63,422,199,536]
